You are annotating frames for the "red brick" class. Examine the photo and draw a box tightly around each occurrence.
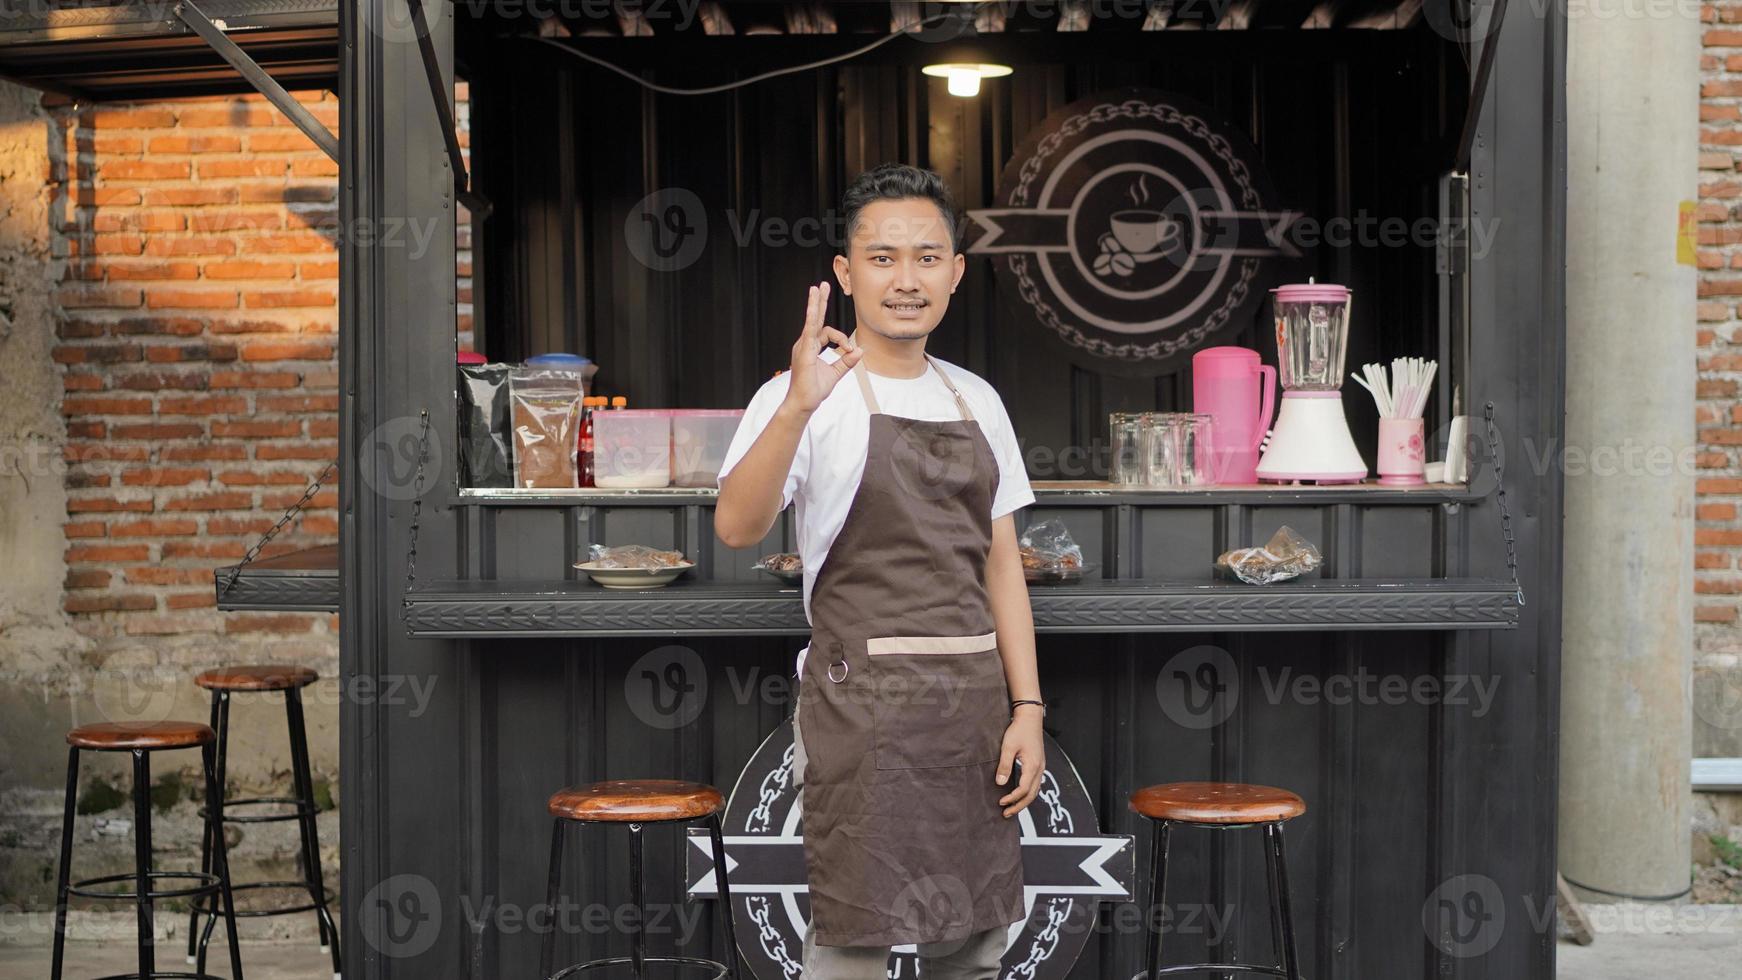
[307,418,338,439]
[224,613,316,634]
[66,544,150,562]
[1697,529,1742,546]
[65,472,113,489]
[52,343,143,365]
[58,287,143,309]
[1703,427,1742,445]
[1697,552,1733,570]
[187,213,284,234]
[1697,605,1738,623]
[123,567,214,586]
[64,594,158,614]
[80,187,142,207]
[1701,151,1735,170]
[99,262,201,281]
[1706,29,1742,46]
[63,373,105,391]
[258,443,334,460]
[164,491,254,511]
[145,290,239,309]
[240,233,333,254]
[62,396,152,416]
[162,445,248,461]
[110,423,206,440]
[161,541,246,559]
[66,422,106,439]
[158,395,248,415]
[211,370,300,389]
[177,107,281,128]
[206,517,274,536]
[91,234,144,255]
[247,131,321,152]
[167,592,217,610]
[217,470,314,486]
[124,615,209,635]
[121,468,210,487]
[197,159,288,179]
[241,185,334,205]
[111,518,199,537]
[113,371,209,391]
[100,160,191,180]
[92,211,186,233]
[241,340,333,361]
[144,237,237,256]
[147,134,242,154]
[109,317,207,337]
[140,187,237,207]
[64,521,107,539]
[258,394,337,413]
[212,420,303,438]
[64,570,112,589]
[243,289,336,309]
[299,260,339,280]
[145,344,237,364]
[1699,502,1738,521]
[88,108,177,129]
[290,157,340,178]
[65,444,150,463]
[59,320,106,339]
[298,515,339,536]
[262,489,337,509]
[205,260,295,279]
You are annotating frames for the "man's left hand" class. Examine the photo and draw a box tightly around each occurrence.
[995,709,1045,818]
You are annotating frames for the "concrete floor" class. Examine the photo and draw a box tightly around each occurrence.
[4,914,1738,979]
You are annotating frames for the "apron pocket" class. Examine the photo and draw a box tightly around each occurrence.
[867,632,1007,770]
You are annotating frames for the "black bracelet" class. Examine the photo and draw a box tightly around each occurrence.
[1011,699,1046,717]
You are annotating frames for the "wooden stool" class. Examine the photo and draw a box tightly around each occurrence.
[541,779,741,980]
[1129,782,1307,980]
[186,666,338,978]
[52,721,244,980]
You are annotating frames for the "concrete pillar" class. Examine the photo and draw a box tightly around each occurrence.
[1559,8,1699,901]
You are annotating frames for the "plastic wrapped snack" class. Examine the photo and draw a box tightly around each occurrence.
[584,543,690,569]
[1215,525,1323,585]
[1018,518,1084,571]
[459,361,513,488]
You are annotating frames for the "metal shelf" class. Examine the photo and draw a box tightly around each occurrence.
[213,545,339,612]
[455,480,1484,507]
[401,577,1520,638]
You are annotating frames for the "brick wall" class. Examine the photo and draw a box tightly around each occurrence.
[47,88,471,649]
[1700,12,1742,756]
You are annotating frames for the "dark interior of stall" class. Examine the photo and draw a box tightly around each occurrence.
[444,8,1488,980]
[457,4,1470,481]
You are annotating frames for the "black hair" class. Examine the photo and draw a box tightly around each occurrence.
[839,163,962,254]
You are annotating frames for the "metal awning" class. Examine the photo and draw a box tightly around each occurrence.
[0,0,338,102]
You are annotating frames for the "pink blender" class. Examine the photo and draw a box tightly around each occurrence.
[1256,281,1368,483]
[1192,347,1275,484]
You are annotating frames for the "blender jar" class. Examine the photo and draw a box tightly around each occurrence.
[1273,282,1352,391]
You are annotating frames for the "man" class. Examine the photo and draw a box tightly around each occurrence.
[715,163,1046,979]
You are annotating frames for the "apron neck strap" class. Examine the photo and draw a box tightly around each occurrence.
[848,342,976,423]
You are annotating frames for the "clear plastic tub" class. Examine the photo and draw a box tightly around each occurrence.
[592,409,672,488]
[670,409,745,487]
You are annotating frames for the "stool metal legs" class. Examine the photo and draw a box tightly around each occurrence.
[51,741,243,980]
[50,747,78,980]
[1141,819,1301,980]
[189,688,339,977]
[542,812,742,980]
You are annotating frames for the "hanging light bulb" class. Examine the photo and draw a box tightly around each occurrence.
[922,63,1013,98]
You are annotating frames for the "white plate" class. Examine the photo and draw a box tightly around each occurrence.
[573,560,695,589]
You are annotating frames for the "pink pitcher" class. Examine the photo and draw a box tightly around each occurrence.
[1192,346,1276,485]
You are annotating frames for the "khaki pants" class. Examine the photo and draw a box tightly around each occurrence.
[791,707,1010,980]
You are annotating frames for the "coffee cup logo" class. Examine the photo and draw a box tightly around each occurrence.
[969,89,1298,374]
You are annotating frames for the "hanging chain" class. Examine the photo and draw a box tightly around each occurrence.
[220,460,337,597]
[1484,401,1525,608]
[404,409,432,593]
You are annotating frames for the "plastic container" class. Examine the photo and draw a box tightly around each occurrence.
[592,408,672,488]
[670,409,745,487]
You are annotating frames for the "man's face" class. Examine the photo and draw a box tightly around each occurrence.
[832,197,966,342]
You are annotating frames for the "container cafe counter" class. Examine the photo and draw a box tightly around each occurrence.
[229,1,1559,979]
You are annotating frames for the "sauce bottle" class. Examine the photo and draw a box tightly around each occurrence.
[578,396,602,487]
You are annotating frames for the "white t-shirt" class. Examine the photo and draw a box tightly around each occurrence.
[716,348,1034,676]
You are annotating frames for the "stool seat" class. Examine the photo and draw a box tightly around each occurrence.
[195,664,318,691]
[549,780,724,823]
[67,721,215,751]
[1129,782,1306,824]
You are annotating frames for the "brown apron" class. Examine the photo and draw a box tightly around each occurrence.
[795,350,1026,948]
